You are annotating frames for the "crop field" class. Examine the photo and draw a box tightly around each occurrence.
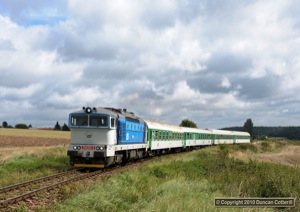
[0,128,70,147]
[0,128,70,188]
[1,129,300,211]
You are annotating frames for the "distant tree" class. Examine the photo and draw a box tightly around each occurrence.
[62,123,70,131]
[54,121,61,130]
[15,123,29,129]
[180,119,197,128]
[2,121,8,128]
[243,118,253,139]
[28,124,32,128]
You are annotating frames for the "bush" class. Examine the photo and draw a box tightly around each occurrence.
[15,123,28,129]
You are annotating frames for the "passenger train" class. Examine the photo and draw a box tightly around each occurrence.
[67,107,250,168]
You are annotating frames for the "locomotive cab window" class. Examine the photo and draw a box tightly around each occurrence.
[90,115,108,127]
[69,114,109,128]
[70,114,88,126]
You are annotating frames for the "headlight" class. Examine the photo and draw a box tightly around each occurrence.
[73,146,81,150]
[96,146,104,151]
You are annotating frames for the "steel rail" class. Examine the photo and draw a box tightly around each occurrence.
[0,157,152,208]
[0,169,82,194]
[0,169,102,207]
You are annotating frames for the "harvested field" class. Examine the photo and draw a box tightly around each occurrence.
[233,145,300,167]
[255,145,300,167]
[0,135,69,147]
[0,129,70,162]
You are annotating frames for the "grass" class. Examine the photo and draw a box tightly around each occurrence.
[0,147,69,187]
[0,128,70,139]
[52,154,242,212]
[3,138,300,211]
[46,141,300,211]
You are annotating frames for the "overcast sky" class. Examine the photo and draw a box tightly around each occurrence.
[0,0,300,129]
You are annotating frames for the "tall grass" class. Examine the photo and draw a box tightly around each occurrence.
[4,139,299,211]
[50,147,300,211]
[0,147,69,187]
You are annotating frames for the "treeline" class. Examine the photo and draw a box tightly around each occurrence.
[1,121,70,131]
[221,126,300,140]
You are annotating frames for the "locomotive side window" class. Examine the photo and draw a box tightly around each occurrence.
[111,118,115,128]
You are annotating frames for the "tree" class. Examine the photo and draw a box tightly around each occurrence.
[15,123,29,129]
[179,119,197,128]
[2,121,8,128]
[54,121,61,130]
[62,123,70,131]
[243,118,253,139]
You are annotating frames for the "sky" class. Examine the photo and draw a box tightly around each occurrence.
[0,0,300,129]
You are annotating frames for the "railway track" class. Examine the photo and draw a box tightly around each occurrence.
[0,168,103,208]
[0,160,148,209]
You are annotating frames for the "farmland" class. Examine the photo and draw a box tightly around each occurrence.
[1,128,300,211]
[0,128,70,188]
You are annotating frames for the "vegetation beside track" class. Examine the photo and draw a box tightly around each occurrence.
[2,137,300,211]
[48,140,300,212]
[0,147,69,187]
[0,128,70,187]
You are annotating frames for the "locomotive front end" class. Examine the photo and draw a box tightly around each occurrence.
[67,107,117,168]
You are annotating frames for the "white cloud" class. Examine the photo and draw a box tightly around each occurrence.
[0,0,300,128]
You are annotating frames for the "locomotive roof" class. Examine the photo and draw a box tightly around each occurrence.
[71,107,145,122]
[72,107,118,117]
[104,107,144,122]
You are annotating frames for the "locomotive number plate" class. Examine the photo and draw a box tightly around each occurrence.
[81,145,96,150]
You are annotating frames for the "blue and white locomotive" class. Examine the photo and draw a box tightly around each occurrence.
[67,107,250,168]
[67,107,147,168]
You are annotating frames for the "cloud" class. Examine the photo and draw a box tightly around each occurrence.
[0,0,300,128]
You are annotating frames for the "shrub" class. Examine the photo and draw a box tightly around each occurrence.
[15,123,28,129]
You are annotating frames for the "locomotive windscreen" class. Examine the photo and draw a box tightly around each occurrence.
[70,114,109,128]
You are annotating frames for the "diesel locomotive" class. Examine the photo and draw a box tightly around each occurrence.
[67,107,250,168]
